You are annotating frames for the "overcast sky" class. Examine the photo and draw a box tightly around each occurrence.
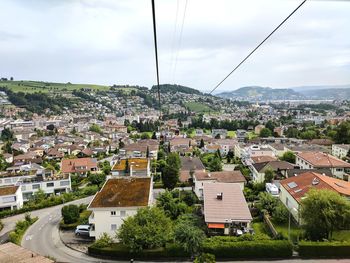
[0,0,349,92]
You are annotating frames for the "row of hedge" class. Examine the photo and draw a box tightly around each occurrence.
[89,240,292,260]
[0,185,98,219]
[88,243,190,260]
[202,240,293,259]
[299,241,350,258]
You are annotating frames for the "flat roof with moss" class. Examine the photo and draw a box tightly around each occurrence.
[112,158,149,171]
[89,177,151,208]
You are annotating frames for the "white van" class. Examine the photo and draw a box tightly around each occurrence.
[75,225,90,236]
[266,183,279,197]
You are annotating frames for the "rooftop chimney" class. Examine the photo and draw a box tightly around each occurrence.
[217,192,223,200]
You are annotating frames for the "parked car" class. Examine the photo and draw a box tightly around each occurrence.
[75,225,90,236]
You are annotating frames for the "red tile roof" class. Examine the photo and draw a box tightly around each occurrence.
[280,171,350,203]
[61,158,97,173]
[297,152,350,168]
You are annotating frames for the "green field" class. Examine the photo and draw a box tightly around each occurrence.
[0,80,110,93]
[184,102,213,113]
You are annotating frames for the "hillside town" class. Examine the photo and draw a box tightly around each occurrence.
[0,83,349,261]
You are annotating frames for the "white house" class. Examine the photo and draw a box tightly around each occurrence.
[332,144,350,159]
[88,177,153,240]
[0,185,23,211]
[296,151,350,179]
[279,171,350,223]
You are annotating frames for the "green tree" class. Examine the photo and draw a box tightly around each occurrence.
[141,132,150,140]
[162,164,179,190]
[174,221,206,257]
[257,192,278,215]
[89,124,102,134]
[199,138,205,148]
[61,204,80,224]
[157,190,189,219]
[117,207,173,251]
[301,189,350,240]
[208,156,222,172]
[264,169,275,183]
[280,151,296,163]
[1,128,13,141]
[272,202,289,223]
[151,131,157,140]
[334,121,350,144]
[88,173,106,186]
[260,128,272,138]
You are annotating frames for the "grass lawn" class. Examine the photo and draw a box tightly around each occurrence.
[332,230,350,241]
[0,80,110,93]
[184,102,213,113]
[271,219,303,243]
[252,222,272,237]
[227,130,236,138]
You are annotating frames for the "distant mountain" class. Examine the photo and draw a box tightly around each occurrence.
[151,84,202,95]
[217,86,304,101]
[297,88,350,100]
[291,84,350,92]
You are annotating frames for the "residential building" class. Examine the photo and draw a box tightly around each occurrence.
[119,139,159,159]
[332,144,350,159]
[280,172,350,223]
[211,129,227,139]
[254,125,265,135]
[111,158,150,177]
[179,156,205,182]
[194,170,246,199]
[203,182,252,235]
[88,177,153,239]
[296,152,350,179]
[250,160,294,183]
[61,158,98,176]
[0,185,23,211]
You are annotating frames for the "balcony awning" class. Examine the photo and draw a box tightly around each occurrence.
[208,223,225,229]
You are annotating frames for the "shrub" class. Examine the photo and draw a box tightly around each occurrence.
[299,241,350,258]
[93,233,113,248]
[202,239,293,259]
[61,204,80,224]
[194,253,216,263]
[272,202,289,224]
[9,215,38,245]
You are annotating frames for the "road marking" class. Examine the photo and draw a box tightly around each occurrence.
[25,235,33,241]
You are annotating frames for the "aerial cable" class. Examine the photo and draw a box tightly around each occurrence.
[169,0,180,80]
[209,0,307,94]
[151,0,162,118]
[172,0,188,84]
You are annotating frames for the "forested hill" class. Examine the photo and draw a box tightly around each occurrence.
[151,84,202,95]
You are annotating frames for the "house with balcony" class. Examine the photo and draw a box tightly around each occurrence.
[332,144,350,159]
[88,177,153,240]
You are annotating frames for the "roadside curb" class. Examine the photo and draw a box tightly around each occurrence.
[58,228,90,255]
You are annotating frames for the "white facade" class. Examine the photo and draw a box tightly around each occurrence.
[279,185,300,223]
[332,144,350,159]
[0,186,23,211]
[89,207,139,239]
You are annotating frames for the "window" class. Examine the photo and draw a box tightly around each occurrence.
[46,182,54,187]
[111,224,117,231]
[4,179,11,184]
[111,211,116,216]
[21,185,26,191]
[60,180,70,186]
[2,196,16,203]
[120,211,126,217]
[32,184,40,190]
[336,168,343,172]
